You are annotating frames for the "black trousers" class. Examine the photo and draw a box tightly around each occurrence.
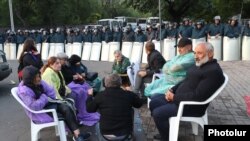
[134,73,152,97]
[45,102,79,133]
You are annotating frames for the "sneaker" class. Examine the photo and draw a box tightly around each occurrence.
[73,132,92,141]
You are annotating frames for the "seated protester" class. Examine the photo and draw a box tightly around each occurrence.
[112,50,131,87]
[18,38,43,81]
[149,42,225,141]
[69,54,102,94]
[18,66,91,141]
[133,41,166,96]
[41,57,94,125]
[57,53,100,126]
[57,52,82,85]
[86,74,144,141]
[41,57,72,100]
[112,50,131,74]
[144,38,195,97]
[68,80,100,126]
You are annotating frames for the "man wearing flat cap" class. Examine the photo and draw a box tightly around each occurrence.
[144,38,195,97]
[149,42,225,141]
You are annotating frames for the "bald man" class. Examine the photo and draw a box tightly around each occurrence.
[149,42,225,141]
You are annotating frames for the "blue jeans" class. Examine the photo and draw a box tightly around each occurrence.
[149,94,178,141]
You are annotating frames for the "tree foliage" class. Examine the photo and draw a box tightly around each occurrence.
[1,0,250,28]
[124,0,250,23]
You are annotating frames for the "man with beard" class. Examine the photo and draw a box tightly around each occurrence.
[149,42,225,141]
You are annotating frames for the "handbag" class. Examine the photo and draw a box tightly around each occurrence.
[86,72,98,81]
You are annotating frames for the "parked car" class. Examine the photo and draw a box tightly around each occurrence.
[0,50,12,81]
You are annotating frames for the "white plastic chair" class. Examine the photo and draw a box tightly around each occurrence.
[169,73,228,141]
[147,73,164,108]
[11,87,67,141]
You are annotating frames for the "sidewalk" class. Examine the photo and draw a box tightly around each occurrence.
[138,60,250,141]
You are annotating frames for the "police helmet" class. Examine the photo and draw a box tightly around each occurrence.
[31,29,36,33]
[214,16,221,20]
[50,28,54,34]
[10,31,16,35]
[183,17,189,21]
[42,30,47,35]
[123,27,128,33]
[231,16,238,21]
[93,28,98,33]
[56,27,61,33]
[135,26,142,33]
[169,22,173,27]
[74,28,80,33]
[113,26,118,32]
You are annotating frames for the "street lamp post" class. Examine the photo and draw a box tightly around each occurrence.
[159,0,161,50]
[8,0,15,31]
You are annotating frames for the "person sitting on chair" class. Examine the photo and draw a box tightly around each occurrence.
[57,53,100,126]
[144,38,195,97]
[86,74,144,141]
[150,42,225,141]
[68,54,102,94]
[57,52,79,85]
[112,50,131,74]
[18,66,91,141]
[133,41,166,97]
[112,50,131,87]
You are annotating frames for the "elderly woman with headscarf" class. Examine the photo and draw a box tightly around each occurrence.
[17,66,91,141]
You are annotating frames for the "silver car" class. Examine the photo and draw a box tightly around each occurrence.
[0,50,12,81]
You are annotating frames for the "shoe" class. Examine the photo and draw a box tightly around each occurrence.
[153,134,162,140]
[73,132,92,141]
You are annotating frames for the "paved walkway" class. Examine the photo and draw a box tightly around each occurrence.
[138,60,250,141]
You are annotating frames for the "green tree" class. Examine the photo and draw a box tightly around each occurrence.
[124,0,205,22]
[124,0,250,23]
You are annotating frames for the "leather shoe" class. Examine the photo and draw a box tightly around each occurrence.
[153,134,161,140]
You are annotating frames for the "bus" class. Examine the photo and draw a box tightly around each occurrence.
[97,19,120,30]
[114,16,137,30]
